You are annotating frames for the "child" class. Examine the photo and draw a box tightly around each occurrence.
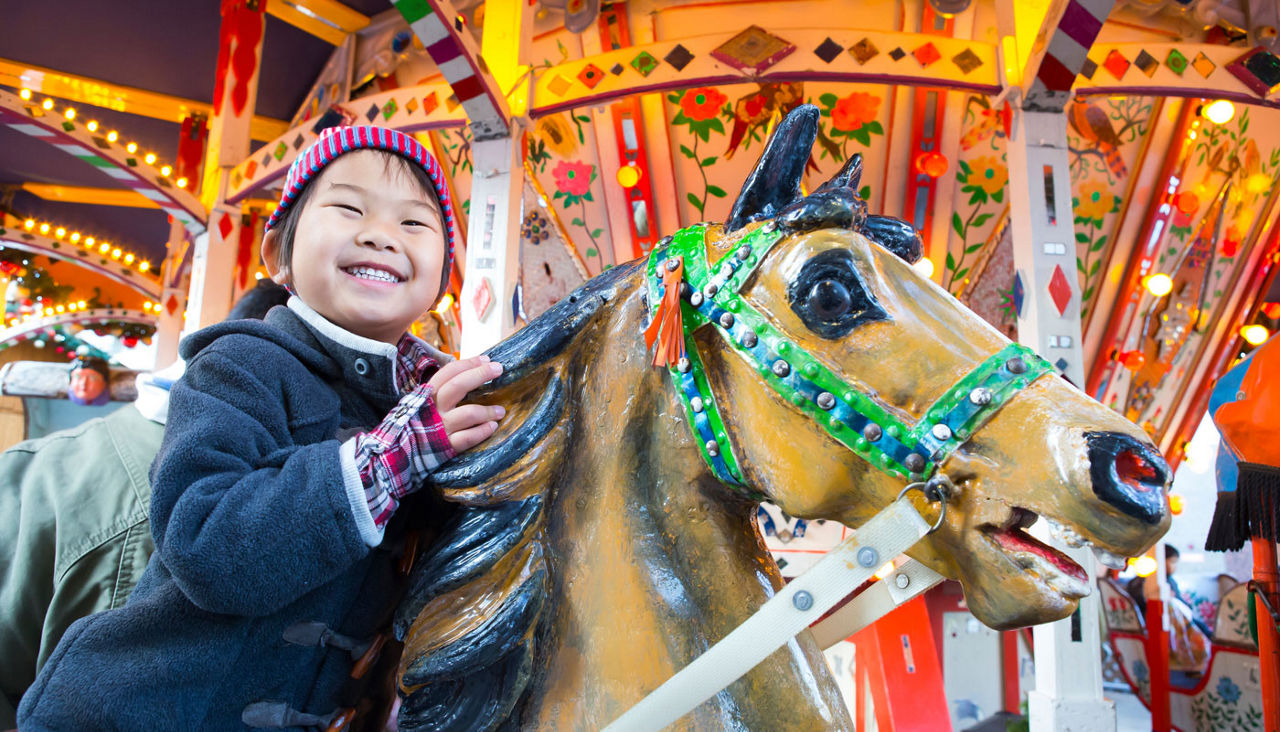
[18,126,505,730]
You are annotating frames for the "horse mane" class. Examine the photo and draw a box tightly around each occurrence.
[393,104,922,731]
[394,262,639,731]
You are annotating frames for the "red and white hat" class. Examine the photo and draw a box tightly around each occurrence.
[266,125,457,292]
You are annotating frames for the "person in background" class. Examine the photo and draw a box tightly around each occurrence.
[0,279,289,726]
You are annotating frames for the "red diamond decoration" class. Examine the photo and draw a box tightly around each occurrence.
[577,63,605,89]
[422,92,439,116]
[218,212,235,240]
[165,294,180,315]
[1103,49,1130,81]
[472,276,494,320]
[1047,265,1073,316]
[913,42,941,67]
[245,160,258,179]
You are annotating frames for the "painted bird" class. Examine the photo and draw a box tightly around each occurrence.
[960,97,1011,150]
[1068,98,1128,179]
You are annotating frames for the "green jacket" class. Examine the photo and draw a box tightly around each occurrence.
[0,405,164,726]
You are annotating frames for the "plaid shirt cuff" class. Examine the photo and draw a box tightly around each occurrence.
[354,384,456,529]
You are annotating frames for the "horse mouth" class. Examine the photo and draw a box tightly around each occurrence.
[978,506,1123,600]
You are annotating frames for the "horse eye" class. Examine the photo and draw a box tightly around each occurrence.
[788,250,886,338]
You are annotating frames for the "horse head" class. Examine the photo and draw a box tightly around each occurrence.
[679,104,1170,629]
[393,104,1171,730]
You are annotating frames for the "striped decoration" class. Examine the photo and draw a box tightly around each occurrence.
[266,126,457,283]
[1024,0,1116,110]
[392,0,510,139]
[0,309,156,349]
[0,89,208,236]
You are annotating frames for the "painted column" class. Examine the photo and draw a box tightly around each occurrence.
[153,217,189,369]
[459,132,525,356]
[1009,109,1114,731]
[187,0,265,331]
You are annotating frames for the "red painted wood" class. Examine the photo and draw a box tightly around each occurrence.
[1145,598,1172,731]
[853,596,953,731]
[900,7,952,261]
[1002,630,1020,714]
[1253,537,1280,732]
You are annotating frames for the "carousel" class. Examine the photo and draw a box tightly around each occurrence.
[1,0,1279,730]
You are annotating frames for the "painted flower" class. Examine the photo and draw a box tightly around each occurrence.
[1197,598,1217,626]
[831,92,881,132]
[1133,660,1149,684]
[552,160,594,197]
[1218,676,1241,704]
[680,87,728,122]
[971,156,1008,196]
[1075,181,1118,221]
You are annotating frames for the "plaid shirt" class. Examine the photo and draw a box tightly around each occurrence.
[354,337,455,528]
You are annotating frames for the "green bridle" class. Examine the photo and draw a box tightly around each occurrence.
[645,222,1053,498]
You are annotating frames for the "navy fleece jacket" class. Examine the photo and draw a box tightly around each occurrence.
[18,299,450,731]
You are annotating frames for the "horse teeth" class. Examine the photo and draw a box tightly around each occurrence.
[1094,548,1128,570]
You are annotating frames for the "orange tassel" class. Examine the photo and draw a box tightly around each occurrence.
[644,257,687,368]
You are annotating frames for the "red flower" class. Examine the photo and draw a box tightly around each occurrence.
[831,92,880,132]
[552,160,594,197]
[681,87,728,122]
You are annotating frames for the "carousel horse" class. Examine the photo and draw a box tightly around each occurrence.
[393,105,1172,730]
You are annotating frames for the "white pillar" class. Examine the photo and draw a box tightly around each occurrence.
[459,128,524,356]
[1009,109,1114,731]
[153,217,188,368]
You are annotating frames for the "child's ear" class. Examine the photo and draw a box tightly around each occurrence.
[260,229,291,285]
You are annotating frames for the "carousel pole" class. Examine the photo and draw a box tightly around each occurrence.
[999,0,1118,729]
[394,0,527,356]
[187,0,266,331]
[1252,535,1280,731]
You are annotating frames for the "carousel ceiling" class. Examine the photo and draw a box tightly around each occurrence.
[1,0,1278,457]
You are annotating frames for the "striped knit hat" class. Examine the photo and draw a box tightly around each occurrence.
[265,125,456,296]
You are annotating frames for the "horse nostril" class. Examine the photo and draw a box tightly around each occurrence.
[1085,432,1171,526]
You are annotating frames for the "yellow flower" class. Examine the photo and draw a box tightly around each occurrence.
[971,156,1007,195]
[1075,181,1116,221]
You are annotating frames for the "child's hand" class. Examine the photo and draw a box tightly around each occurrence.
[426,355,506,453]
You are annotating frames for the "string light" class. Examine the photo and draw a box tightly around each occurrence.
[38,223,49,235]
[99,243,110,254]
[123,253,134,264]
[176,177,188,188]
[69,232,80,244]
[1143,273,1173,297]
[107,131,118,143]
[126,142,137,154]
[111,248,122,259]
[1242,324,1270,346]
[23,219,35,230]
[144,153,157,165]
[139,261,150,273]
[63,108,75,121]
[86,120,98,133]
[41,98,53,111]
[1204,100,1235,125]
[160,165,172,177]
[1130,555,1158,577]
[18,88,31,101]
[84,237,95,247]
[55,227,66,238]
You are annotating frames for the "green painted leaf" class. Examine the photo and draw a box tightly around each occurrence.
[952,212,964,237]
[851,128,871,146]
[583,191,594,202]
[972,212,993,228]
[1092,235,1108,252]
[946,251,957,270]
[859,185,871,200]
[576,115,591,123]
[959,160,972,176]
[586,248,598,257]
[680,144,695,159]
[687,193,704,212]
[965,243,984,254]
[1077,258,1087,273]
[701,156,717,167]
[865,120,884,135]
[706,185,727,198]
[953,267,970,280]
[570,217,584,226]
[1076,232,1090,243]
[819,93,838,108]
[591,229,604,238]
[968,189,987,206]
[1089,259,1101,275]
[708,118,725,135]
[992,189,1004,204]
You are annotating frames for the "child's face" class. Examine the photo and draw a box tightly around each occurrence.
[267,150,446,344]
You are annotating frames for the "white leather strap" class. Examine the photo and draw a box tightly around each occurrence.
[603,497,932,732]
[809,558,945,650]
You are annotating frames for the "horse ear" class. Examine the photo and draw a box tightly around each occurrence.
[725,104,820,232]
[817,152,862,194]
[862,215,923,264]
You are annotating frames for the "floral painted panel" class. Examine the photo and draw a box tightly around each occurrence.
[1066,96,1154,321]
[944,96,1010,302]
[662,82,891,228]
[526,112,613,275]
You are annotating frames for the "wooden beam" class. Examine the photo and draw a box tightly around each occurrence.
[266,2,348,46]
[290,0,371,33]
[20,183,160,210]
[0,57,288,142]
